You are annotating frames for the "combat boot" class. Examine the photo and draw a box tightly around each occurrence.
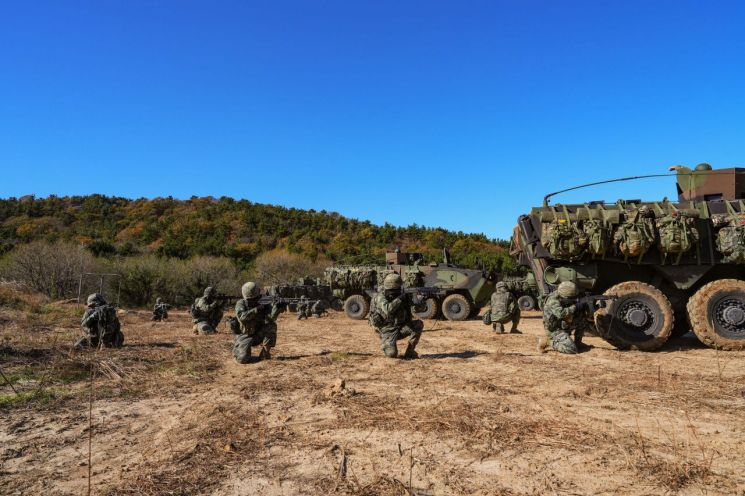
[258,345,272,360]
[574,339,591,352]
[509,325,521,334]
[403,343,419,359]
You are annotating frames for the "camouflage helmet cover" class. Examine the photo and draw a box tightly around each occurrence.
[86,293,106,307]
[382,273,403,290]
[241,282,260,299]
[695,162,713,171]
[204,286,216,298]
[495,281,507,291]
[557,281,579,298]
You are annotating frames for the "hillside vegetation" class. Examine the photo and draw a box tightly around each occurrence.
[0,195,511,269]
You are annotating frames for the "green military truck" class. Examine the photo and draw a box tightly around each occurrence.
[512,163,745,351]
[325,249,496,321]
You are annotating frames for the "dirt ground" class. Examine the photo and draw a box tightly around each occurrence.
[2,293,745,495]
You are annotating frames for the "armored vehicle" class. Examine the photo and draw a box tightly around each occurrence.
[512,164,745,351]
[503,273,540,311]
[326,249,496,321]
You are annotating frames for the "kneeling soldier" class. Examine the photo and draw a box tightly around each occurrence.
[233,282,282,363]
[75,293,124,350]
[151,298,171,321]
[541,281,592,354]
[191,286,223,334]
[489,282,520,334]
[368,273,425,359]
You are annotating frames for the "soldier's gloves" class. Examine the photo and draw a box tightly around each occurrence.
[568,304,577,314]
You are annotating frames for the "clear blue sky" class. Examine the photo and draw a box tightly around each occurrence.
[2,1,744,239]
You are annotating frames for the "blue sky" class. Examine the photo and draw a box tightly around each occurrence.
[2,1,744,239]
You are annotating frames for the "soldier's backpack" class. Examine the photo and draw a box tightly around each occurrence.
[583,219,612,258]
[482,311,492,325]
[714,213,745,264]
[657,211,698,264]
[542,219,587,260]
[614,211,656,262]
[367,296,385,329]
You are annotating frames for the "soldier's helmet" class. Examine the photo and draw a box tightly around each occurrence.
[204,286,216,298]
[695,162,713,171]
[86,293,106,307]
[557,281,579,298]
[495,282,507,291]
[382,273,403,290]
[156,297,162,304]
[241,282,260,299]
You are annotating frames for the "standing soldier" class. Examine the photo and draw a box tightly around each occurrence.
[488,282,521,334]
[539,281,591,354]
[368,273,425,359]
[74,293,124,350]
[233,282,282,363]
[191,286,224,334]
[151,297,171,322]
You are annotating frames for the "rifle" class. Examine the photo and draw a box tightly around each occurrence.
[560,294,618,314]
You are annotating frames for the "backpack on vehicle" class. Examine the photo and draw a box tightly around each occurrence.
[613,209,656,263]
[583,219,612,258]
[713,209,745,264]
[542,218,587,260]
[656,208,699,264]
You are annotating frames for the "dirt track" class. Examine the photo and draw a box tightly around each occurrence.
[2,306,745,495]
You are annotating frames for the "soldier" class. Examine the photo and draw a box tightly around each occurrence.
[489,282,520,334]
[151,297,171,322]
[190,286,224,334]
[539,281,591,354]
[233,282,282,363]
[368,273,425,359]
[310,299,327,318]
[296,295,310,320]
[74,293,124,350]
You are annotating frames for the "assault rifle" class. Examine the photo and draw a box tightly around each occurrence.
[559,293,617,314]
[216,293,319,308]
[402,286,441,297]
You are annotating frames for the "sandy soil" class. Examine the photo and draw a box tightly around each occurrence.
[2,303,745,496]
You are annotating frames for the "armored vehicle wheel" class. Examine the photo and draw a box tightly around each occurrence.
[517,295,536,311]
[594,282,674,351]
[441,294,471,321]
[344,294,369,320]
[687,279,745,350]
[413,297,439,320]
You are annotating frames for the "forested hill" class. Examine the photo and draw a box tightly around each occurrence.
[0,195,513,270]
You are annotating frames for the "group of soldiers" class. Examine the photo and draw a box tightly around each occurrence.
[73,276,597,359]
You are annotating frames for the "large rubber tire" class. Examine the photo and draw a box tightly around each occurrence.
[413,297,439,320]
[517,295,536,311]
[344,294,369,320]
[594,281,674,351]
[687,279,745,350]
[441,294,471,321]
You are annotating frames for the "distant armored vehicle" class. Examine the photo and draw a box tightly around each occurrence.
[503,273,540,311]
[512,164,745,351]
[325,249,496,321]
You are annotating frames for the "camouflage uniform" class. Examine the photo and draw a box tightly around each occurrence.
[541,282,590,354]
[233,282,282,363]
[310,299,327,318]
[368,274,424,359]
[191,287,224,334]
[296,296,310,320]
[75,293,124,350]
[151,298,170,322]
[489,282,520,334]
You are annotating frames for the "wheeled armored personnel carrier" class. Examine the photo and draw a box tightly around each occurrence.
[325,249,496,321]
[512,164,745,351]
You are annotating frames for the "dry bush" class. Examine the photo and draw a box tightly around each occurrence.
[250,249,327,286]
[0,241,95,298]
